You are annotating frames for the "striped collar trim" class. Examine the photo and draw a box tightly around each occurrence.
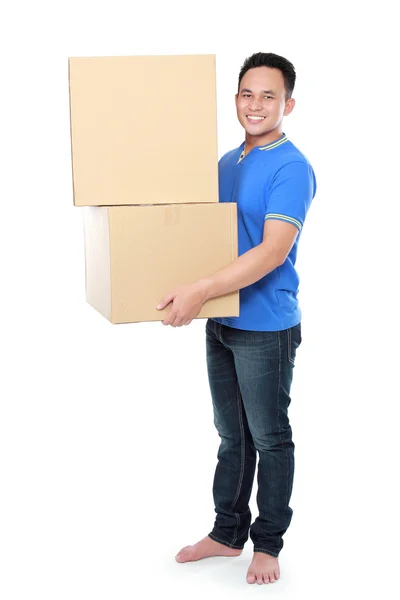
[237,133,288,163]
[258,134,288,151]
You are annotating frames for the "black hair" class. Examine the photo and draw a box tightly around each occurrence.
[238,52,296,100]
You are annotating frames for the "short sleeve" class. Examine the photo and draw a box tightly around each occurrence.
[264,161,316,232]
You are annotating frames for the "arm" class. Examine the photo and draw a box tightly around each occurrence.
[200,218,298,300]
[157,219,299,327]
[158,161,315,327]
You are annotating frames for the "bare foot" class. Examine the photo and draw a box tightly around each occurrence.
[246,552,280,585]
[175,535,242,563]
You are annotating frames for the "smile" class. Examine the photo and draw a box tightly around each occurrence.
[246,115,265,122]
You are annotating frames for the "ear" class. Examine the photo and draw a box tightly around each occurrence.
[283,98,295,116]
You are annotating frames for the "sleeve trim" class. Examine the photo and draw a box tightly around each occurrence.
[264,213,303,231]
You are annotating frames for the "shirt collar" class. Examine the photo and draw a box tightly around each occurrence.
[258,133,288,151]
[237,133,288,163]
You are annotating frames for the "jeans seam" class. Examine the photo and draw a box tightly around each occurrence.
[288,327,294,364]
[278,331,290,524]
[228,383,246,547]
[232,513,240,547]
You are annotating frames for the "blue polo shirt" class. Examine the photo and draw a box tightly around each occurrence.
[213,133,316,332]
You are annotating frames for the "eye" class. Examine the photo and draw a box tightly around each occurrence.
[265,96,273,99]
[242,94,251,97]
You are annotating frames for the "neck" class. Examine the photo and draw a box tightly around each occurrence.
[245,127,284,153]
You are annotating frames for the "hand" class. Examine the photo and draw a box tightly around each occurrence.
[157,281,209,327]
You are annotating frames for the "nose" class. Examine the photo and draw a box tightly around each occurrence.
[248,97,263,111]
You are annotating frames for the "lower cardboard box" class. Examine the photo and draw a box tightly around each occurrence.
[82,203,239,323]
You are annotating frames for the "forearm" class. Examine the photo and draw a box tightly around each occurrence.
[199,243,284,301]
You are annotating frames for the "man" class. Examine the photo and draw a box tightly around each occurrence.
[157,52,316,585]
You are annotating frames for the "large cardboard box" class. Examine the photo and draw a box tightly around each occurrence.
[69,54,219,207]
[83,203,239,324]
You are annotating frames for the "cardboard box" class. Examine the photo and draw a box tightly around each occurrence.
[83,203,239,323]
[69,55,219,207]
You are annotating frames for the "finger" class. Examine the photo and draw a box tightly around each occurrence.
[157,293,175,310]
[162,312,175,326]
[184,320,193,326]
[172,316,185,328]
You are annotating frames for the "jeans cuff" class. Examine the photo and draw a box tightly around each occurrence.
[208,532,244,550]
[253,547,280,558]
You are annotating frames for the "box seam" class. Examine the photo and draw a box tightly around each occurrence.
[68,58,77,206]
[107,208,114,323]
[232,203,240,315]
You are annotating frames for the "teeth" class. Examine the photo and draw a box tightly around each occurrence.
[247,116,264,120]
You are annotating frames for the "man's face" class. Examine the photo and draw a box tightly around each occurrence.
[235,66,294,139]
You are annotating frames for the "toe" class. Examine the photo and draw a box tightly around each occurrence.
[257,575,263,585]
[175,547,191,562]
[274,569,280,580]
[246,572,256,584]
[263,573,270,584]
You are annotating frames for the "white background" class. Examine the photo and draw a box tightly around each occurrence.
[1,1,398,598]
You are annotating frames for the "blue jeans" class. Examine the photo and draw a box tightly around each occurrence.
[206,319,302,557]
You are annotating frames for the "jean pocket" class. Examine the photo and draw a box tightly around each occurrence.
[287,323,302,365]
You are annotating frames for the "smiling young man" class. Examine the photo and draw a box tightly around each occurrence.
[157,52,316,585]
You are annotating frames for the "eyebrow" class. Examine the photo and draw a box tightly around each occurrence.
[240,88,275,95]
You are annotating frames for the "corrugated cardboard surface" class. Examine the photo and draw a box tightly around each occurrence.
[69,55,219,207]
[83,203,239,323]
